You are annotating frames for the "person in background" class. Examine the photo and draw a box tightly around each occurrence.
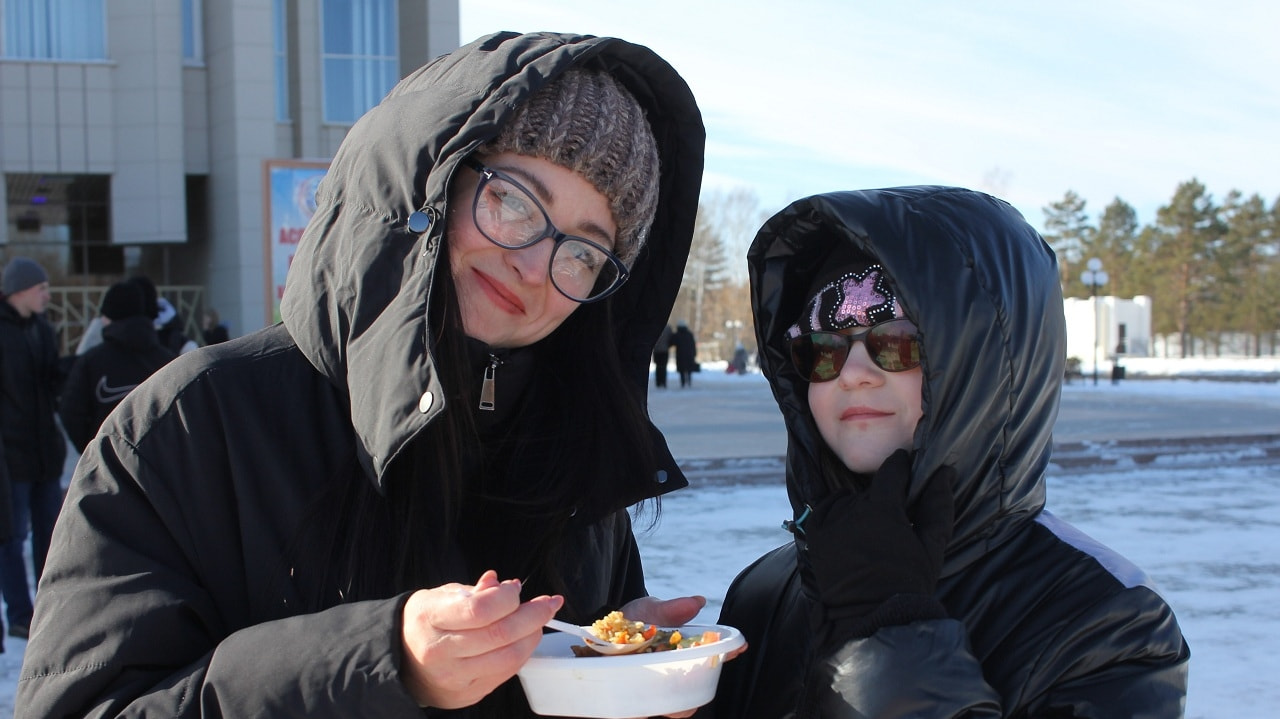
[74,314,104,356]
[0,257,67,644]
[653,323,673,388]
[124,275,199,355]
[79,274,163,357]
[672,319,697,388]
[155,296,199,355]
[59,281,176,454]
[202,307,230,345]
[711,187,1189,716]
[18,31,706,717]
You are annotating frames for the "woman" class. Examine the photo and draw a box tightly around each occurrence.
[711,187,1189,716]
[18,31,705,716]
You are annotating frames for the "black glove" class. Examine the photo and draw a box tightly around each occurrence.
[793,449,956,637]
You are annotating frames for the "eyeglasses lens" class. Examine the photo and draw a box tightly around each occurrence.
[472,169,623,302]
[789,319,920,381]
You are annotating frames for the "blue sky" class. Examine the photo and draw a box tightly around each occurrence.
[459,1,1280,235]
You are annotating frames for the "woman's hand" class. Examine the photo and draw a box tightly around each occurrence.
[400,570,564,709]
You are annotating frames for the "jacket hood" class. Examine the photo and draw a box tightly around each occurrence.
[102,315,167,353]
[748,187,1064,575]
[280,32,705,485]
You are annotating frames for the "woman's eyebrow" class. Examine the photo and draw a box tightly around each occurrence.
[492,164,616,247]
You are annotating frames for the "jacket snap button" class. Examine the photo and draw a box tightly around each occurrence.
[654,469,668,484]
[418,390,434,413]
[407,210,432,233]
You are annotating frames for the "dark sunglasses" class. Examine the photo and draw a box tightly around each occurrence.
[788,318,921,381]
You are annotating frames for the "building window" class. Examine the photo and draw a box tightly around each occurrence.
[1,0,107,61]
[274,0,289,121]
[4,174,119,277]
[321,0,397,124]
[182,0,203,64]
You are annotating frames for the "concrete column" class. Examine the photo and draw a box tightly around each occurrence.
[109,0,187,244]
[203,0,277,333]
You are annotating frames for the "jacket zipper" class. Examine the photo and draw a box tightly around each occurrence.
[479,353,503,411]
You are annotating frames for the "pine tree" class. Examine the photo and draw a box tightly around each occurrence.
[1043,190,1094,291]
[1151,179,1226,357]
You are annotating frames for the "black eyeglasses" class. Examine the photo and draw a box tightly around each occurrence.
[788,319,921,382]
[464,158,629,303]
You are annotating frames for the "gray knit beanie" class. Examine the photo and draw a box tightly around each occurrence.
[479,67,660,267]
[2,257,49,296]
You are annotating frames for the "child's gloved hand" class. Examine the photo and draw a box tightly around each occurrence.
[793,449,956,637]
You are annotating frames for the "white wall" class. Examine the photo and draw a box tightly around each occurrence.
[1063,295,1152,372]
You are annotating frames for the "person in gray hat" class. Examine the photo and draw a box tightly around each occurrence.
[0,256,66,645]
[20,32,708,717]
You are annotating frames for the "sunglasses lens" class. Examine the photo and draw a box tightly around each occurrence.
[866,321,921,371]
[790,333,849,382]
[789,320,921,381]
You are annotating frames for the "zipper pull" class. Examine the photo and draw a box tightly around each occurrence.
[479,354,502,411]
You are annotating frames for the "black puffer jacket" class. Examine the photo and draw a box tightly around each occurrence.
[58,315,176,453]
[18,32,704,717]
[711,188,1189,717]
[0,299,65,537]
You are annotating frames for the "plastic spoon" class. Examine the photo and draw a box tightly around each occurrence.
[544,618,659,655]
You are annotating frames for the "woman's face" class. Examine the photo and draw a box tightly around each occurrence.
[447,152,616,348]
[807,340,924,474]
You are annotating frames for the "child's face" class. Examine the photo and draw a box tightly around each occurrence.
[807,340,923,474]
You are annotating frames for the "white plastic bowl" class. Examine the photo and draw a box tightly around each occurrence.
[516,623,745,718]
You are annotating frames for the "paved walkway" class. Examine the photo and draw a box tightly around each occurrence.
[648,374,1280,463]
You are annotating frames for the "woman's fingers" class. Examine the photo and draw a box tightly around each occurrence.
[619,594,707,627]
[400,572,564,709]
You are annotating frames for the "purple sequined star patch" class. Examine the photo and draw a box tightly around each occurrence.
[789,264,903,335]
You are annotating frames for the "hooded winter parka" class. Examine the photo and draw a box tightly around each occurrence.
[0,298,65,539]
[18,32,704,717]
[710,188,1189,717]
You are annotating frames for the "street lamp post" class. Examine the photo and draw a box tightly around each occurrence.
[725,319,743,348]
[1080,258,1109,386]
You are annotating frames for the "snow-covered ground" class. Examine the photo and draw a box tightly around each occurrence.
[1,363,1276,717]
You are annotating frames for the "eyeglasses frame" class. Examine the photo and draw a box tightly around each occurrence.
[463,158,629,303]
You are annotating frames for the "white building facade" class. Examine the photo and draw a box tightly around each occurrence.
[1,0,459,348]
[1063,295,1153,373]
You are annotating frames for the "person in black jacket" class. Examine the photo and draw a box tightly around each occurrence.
[710,188,1189,717]
[672,320,698,387]
[0,257,67,644]
[59,281,176,454]
[19,32,707,717]
[653,323,673,388]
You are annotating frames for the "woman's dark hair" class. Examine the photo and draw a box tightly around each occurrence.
[302,241,659,614]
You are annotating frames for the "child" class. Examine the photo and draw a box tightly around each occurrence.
[711,187,1189,717]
